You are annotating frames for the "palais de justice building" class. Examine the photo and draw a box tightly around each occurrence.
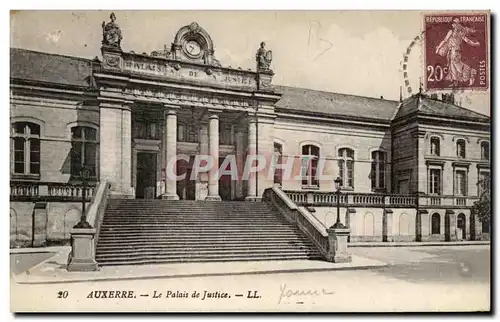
[10,15,490,263]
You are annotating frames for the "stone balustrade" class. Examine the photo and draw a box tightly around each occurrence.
[283,190,478,209]
[10,181,96,202]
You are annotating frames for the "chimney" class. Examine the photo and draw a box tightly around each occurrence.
[441,93,455,104]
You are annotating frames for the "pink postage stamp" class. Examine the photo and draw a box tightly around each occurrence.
[424,13,489,91]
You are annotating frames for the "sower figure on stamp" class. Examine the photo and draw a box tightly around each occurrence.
[435,18,480,86]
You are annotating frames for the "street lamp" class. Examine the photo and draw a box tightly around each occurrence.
[73,165,92,229]
[332,176,346,229]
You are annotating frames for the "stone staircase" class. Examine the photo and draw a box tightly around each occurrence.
[95,200,323,266]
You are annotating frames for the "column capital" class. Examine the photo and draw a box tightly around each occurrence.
[247,116,258,124]
[122,100,134,111]
[207,108,223,117]
[163,104,180,113]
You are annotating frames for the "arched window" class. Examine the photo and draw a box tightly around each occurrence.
[71,126,98,179]
[481,141,490,160]
[338,148,354,189]
[371,151,386,191]
[301,144,319,187]
[273,143,283,186]
[11,122,41,176]
[456,139,466,158]
[431,213,441,234]
[430,137,440,156]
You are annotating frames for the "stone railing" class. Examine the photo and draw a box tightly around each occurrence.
[283,190,417,208]
[84,180,111,258]
[263,187,329,258]
[10,181,96,202]
[68,180,110,272]
[418,195,479,207]
[283,190,479,209]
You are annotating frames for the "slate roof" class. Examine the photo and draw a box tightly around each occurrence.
[10,48,490,123]
[275,85,399,122]
[394,94,490,122]
[10,48,93,88]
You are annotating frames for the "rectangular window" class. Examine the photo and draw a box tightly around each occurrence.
[71,142,82,177]
[13,138,25,174]
[347,160,354,188]
[29,139,40,174]
[338,160,344,187]
[311,158,318,186]
[429,168,441,195]
[85,142,97,177]
[379,161,385,189]
[455,170,467,196]
[478,171,490,195]
[301,158,309,186]
[371,161,376,190]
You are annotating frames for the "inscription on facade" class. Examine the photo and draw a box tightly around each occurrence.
[121,58,257,89]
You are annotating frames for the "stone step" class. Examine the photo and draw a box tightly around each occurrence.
[97,255,323,266]
[100,222,293,228]
[97,234,310,242]
[95,231,300,240]
[96,248,321,260]
[96,244,317,254]
[96,240,315,248]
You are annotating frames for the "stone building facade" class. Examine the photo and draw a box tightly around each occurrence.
[10,17,490,247]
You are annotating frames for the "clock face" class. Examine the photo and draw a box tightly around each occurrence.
[185,40,202,57]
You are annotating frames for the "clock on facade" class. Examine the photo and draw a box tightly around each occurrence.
[184,40,202,58]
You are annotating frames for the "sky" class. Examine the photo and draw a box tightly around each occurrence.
[10,10,490,116]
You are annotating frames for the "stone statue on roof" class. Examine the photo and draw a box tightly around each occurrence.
[256,42,272,72]
[102,12,122,49]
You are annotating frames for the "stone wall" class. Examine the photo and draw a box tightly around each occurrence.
[10,201,83,248]
[10,92,99,183]
[273,118,392,193]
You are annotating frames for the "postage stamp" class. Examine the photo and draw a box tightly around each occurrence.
[424,13,489,91]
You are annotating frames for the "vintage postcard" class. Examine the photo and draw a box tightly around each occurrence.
[9,10,491,313]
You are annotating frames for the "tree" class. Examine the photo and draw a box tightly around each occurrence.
[472,176,491,227]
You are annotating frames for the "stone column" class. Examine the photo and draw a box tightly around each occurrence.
[246,117,258,201]
[205,111,221,201]
[234,126,246,200]
[120,103,134,198]
[162,107,179,200]
[196,121,209,200]
[100,101,134,198]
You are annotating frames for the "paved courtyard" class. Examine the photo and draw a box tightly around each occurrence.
[10,245,490,312]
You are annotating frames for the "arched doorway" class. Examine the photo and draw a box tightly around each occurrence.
[457,213,466,240]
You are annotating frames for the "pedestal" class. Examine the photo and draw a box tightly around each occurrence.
[326,227,352,263]
[67,228,98,272]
